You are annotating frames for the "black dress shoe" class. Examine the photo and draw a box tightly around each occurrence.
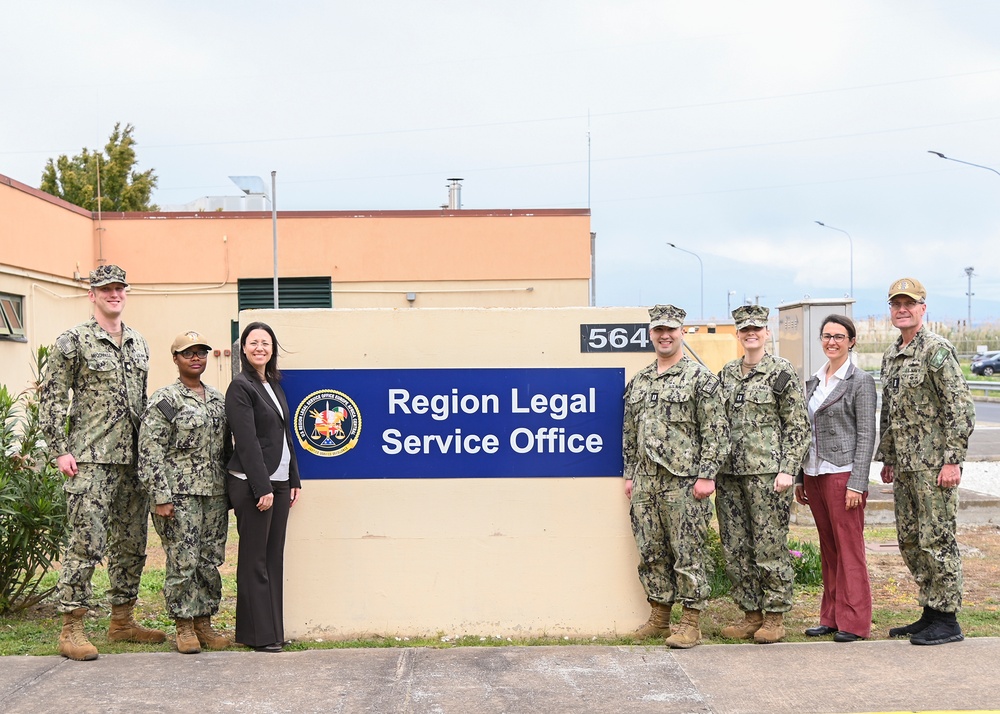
[253,643,283,653]
[833,631,862,642]
[805,625,837,637]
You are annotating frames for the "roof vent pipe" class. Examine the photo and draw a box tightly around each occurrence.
[447,178,463,209]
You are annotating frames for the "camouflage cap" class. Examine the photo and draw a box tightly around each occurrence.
[648,304,686,329]
[171,330,212,354]
[733,304,769,330]
[888,277,926,300]
[89,264,129,288]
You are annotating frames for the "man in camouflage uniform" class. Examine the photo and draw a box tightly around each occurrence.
[716,305,810,643]
[877,277,975,646]
[39,265,166,661]
[622,304,729,649]
[139,331,233,654]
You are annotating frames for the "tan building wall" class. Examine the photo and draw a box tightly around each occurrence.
[0,173,595,394]
[252,306,737,638]
[0,173,744,639]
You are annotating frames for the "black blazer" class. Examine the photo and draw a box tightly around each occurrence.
[225,369,302,498]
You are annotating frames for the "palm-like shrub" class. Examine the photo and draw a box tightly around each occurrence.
[0,347,67,614]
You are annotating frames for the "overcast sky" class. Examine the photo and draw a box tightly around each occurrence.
[4,1,1000,324]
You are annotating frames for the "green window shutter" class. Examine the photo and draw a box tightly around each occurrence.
[237,277,332,310]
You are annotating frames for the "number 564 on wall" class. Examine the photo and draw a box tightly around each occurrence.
[579,324,653,353]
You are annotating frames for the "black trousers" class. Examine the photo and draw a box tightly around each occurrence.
[228,475,291,648]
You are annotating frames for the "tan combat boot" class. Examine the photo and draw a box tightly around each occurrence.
[629,600,673,640]
[107,599,167,643]
[174,619,201,654]
[193,616,232,650]
[754,611,786,643]
[721,610,763,640]
[665,606,702,649]
[59,607,99,661]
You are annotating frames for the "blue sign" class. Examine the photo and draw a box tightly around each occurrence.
[281,368,625,479]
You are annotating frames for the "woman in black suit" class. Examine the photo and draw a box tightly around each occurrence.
[226,321,302,652]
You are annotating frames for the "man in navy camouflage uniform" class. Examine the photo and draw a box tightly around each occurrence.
[877,277,975,646]
[139,331,232,654]
[39,264,166,661]
[622,304,729,649]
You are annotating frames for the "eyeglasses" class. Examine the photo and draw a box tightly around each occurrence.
[177,349,209,359]
[820,334,849,343]
[888,299,924,311]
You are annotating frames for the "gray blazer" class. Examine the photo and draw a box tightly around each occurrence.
[800,362,877,493]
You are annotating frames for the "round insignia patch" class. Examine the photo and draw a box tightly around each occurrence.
[294,389,362,457]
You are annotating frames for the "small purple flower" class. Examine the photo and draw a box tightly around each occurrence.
[789,550,803,558]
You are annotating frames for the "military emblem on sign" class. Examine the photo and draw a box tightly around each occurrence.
[294,389,362,457]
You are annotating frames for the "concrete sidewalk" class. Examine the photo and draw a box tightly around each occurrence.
[2,638,999,714]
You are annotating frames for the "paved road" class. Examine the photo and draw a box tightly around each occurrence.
[875,399,1000,460]
[972,400,1000,460]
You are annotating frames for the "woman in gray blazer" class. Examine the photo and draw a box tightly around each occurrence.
[226,321,302,652]
[795,314,876,642]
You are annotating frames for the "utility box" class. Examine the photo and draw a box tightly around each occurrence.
[777,298,854,384]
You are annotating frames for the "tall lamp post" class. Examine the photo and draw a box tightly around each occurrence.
[928,151,1000,177]
[814,221,854,297]
[667,242,704,320]
[231,174,279,307]
[965,266,976,327]
[928,151,999,329]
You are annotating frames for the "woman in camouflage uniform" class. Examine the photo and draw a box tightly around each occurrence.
[716,305,810,643]
[139,331,233,654]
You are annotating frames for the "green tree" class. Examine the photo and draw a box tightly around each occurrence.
[40,122,159,211]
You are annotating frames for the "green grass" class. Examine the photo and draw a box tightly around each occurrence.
[4,521,998,655]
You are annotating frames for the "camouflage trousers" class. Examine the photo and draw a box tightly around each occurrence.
[629,475,713,610]
[715,473,794,613]
[151,494,230,619]
[893,468,963,612]
[58,463,149,613]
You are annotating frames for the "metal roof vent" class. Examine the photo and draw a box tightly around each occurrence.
[446,178,463,209]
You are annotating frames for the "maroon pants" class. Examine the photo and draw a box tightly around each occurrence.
[804,471,872,638]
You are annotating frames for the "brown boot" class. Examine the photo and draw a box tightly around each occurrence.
[721,610,763,639]
[59,607,99,661]
[665,607,702,649]
[174,619,201,654]
[107,599,167,643]
[193,616,232,650]
[629,600,673,639]
[754,611,786,643]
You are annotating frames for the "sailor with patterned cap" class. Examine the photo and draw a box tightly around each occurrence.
[716,304,810,644]
[622,304,730,649]
[139,330,233,654]
[877,277,975,645]
[39,264,167,661]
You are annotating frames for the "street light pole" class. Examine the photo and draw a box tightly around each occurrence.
[965,266,976,327]
[814,221,854,297]
[667,242,704,320]
[928,151,1000,177]
[928,151,999,330]
[271,171,279,309]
